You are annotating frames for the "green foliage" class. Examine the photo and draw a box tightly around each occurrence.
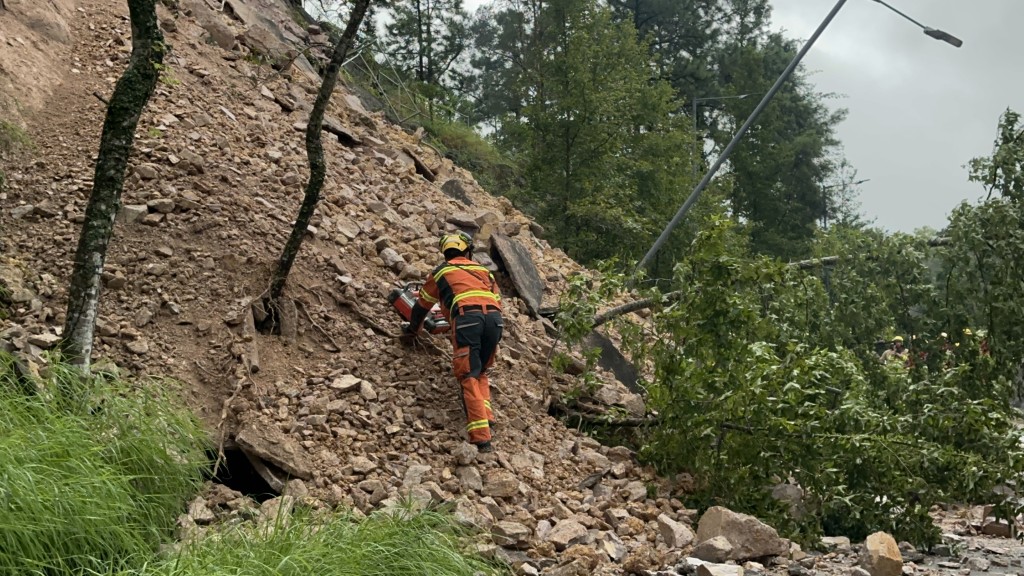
[0,352,209,575]
[115,507,500,576]
[475,0,707,270]
[556,215,1024,547]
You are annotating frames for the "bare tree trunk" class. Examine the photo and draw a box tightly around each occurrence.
[61,0,165,369]
[269,0,372,301]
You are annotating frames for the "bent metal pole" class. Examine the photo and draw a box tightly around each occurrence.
[637,0,850,272]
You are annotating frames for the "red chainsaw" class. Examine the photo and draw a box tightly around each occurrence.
[387,282,450,334]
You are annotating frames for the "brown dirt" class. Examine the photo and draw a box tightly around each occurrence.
[0,0,677,573]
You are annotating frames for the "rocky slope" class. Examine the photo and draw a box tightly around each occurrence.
[1,1,1021,575]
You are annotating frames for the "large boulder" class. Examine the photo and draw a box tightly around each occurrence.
[695,506,789,561]
[859,532,903,576]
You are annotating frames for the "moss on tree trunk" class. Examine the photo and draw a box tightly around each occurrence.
[269,0,373,301]
[61,0,165,368]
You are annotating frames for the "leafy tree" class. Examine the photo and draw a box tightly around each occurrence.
[609,0,847,260]
[62,0,165,369]
[270,0,373,301]
[473,0,709,273]
[714,32,845,259]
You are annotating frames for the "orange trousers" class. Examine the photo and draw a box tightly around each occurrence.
[450,310,503,444]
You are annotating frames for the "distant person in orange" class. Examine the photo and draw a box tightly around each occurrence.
[403,231,503,452]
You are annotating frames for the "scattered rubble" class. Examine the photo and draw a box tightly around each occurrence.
[3,0,1024,575]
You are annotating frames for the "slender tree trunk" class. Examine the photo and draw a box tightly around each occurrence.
[61,0,164,369]
[269,0,373,301]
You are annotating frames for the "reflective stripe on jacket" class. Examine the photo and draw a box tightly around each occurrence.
[417,256,501,319]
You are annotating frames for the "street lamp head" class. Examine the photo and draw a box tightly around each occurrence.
[924,27,963,48]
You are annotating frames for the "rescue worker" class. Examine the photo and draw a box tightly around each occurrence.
[880,335,909,365]
[403,231,503,452]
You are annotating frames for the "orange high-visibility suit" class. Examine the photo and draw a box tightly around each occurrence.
[410,256,502,447]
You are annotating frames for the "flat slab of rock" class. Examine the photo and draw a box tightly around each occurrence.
[547,519,587,551]
[490,233,544,318]
[697,562,744,576]
[859,532,902,576]
[696,506,789,561]
[235,423,313,480]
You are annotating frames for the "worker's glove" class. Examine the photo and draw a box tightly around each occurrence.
[399,323,419,347]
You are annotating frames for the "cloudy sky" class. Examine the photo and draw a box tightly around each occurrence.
[768,0,1022,232]
[457,0,1021,232]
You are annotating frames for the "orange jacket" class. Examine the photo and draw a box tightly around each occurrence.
[417,256,501,320]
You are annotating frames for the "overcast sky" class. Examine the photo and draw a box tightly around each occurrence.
[459,0,1021,232]
[768,0,1022,232]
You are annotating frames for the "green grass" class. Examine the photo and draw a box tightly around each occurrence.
[0,352,210,576]
[0,353,497,576]
[115,507,501,576]
[0,120,32,153]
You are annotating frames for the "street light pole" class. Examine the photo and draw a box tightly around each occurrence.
[636,0,963,273]
[870,0,963,47]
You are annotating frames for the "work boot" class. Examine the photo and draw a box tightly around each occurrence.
[475,441,494,453]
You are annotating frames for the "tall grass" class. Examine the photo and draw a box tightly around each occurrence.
[0,353,209,576]
[116,508,500,576]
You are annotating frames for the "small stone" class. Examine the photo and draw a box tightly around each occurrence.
[147,197,175,213]
[822,536,852,554]
[155,246,174,258]
[452,443,477,465]
[547,519,587,551]
[379,248,406,272]
[330,374,362,392]
[350,456,377,474]
[698,564,744,576]
[283,479,308,498]
[966,558,991,572]
[403,464,431,487]
[187,497,216,525]
[693,535,734,563]
[359,380,377,401]
[492,521,531,549]
[125,340,149,355]
[598,531,628,562]
[456,466,483,491]
[482,470,519,498]
[11,205,34,219]
[658,513,696,549]
[119,204,148,223]
[859,532,903,576]
[26,333,60,348]
[135,163,159,179]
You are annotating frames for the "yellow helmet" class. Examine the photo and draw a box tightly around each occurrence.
[963,328,973,336]
[438,231,472,254]
[892,336,904,343]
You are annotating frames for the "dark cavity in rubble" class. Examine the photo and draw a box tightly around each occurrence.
[206,447,278,502]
